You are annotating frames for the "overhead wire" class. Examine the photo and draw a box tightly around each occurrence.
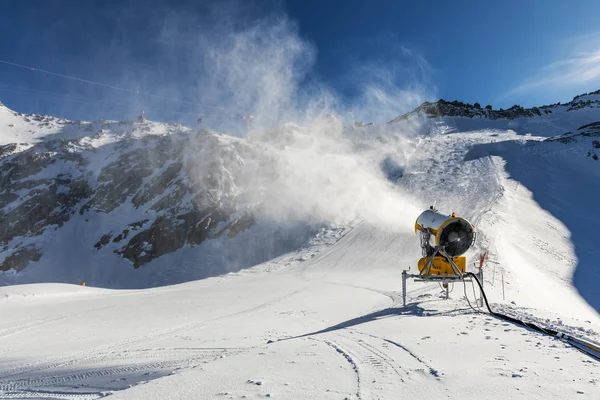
[0,85,202,118]
[0,58,227,114]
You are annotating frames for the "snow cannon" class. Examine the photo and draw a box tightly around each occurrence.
[414,207,475,276]
[401,207,481,306]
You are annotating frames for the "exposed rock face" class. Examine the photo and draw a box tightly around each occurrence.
[0,140,92,250]
[389,89,600,123]
[545,121,600,161]
[0,245,41,272]
[546,121,600,143]
[568,89,600,111]
[114,208,228,267]
[390,99,546,122]
[0,120,275,273]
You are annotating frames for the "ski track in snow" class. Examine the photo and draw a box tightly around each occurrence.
[0,290,301,385]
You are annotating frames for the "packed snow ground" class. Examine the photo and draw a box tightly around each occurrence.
[1,110,600,399]
[1,223,599,399]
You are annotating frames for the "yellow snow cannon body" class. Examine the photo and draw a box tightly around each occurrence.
[414,207,475,276]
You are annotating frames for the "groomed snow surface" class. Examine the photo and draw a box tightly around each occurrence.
[1,103,600,399]
[1,222,599,400]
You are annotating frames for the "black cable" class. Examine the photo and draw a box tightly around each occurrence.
[462,277,480,313]
[464,272,600,362]
[470,278,481,309]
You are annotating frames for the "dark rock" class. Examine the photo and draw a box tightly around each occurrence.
[132,162,183,208]
[113,230,129,243]
[150,184,188,212]
[0,245,41,272]
[111,220,149,244]
[95,234,113,250]
[226,213,256,238]
[115,207,233,267]
[116,216,190,267]
[390,92,599,123]
[0,114,284,274]
[0,176,91,246]
[0,143,21,160]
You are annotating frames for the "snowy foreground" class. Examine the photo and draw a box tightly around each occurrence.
[1,221,599,400]
[2,98,600,398]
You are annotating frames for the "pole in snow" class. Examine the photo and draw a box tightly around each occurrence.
[402,270,407,306]
[479,268,484,307]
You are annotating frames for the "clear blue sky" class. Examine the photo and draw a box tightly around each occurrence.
[1,0,599,127]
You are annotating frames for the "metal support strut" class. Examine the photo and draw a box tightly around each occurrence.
[402,246,481,307]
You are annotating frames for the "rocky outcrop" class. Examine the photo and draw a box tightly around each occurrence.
[0,121,274,273]
[390,89,600,123]
[0,245,41,272]
[544,121,600,161]
[546,121,600,144]
[390,99,548,122]
[114,208,230,267]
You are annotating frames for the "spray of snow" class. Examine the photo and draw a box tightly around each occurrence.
[148,5,432,233]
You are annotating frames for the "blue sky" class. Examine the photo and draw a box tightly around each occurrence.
[0,0,599,127]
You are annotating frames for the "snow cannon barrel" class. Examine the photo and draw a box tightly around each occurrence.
[415,208,475,257]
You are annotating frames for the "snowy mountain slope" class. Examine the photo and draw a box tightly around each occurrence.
[1,91,600,399]
[0,101,112,145]
[391,89,600,139]
[0,107,325,287]
[464,132,600,314]
[389,90,600,313]
[0,103,425,288]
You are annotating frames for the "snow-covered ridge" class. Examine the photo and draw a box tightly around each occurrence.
[0,107,322,287]
[389,89,600,123]
[1,103,412,288]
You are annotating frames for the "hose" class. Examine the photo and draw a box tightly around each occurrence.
[464,272,600,362]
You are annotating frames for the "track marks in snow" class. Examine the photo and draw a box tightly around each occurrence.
[0,348,238,398]
[351,330,441,380]
[322,339,361,400]
[381,338,440,378]
[0,289,299,398]
[0,390,103,399]
[0,289,298,384]
[0,306,116,343]
[320,329,442,400]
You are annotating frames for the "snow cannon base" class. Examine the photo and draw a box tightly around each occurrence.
[418,255,465,275]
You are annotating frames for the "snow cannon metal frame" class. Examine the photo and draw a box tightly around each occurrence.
[402,207,482,306]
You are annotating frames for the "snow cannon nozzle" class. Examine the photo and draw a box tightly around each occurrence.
[415,209,475,258]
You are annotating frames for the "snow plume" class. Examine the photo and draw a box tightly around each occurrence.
[249,120,425,233]
[107,2,430,233]
[343,39,436,124]
[151,3,431,233]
